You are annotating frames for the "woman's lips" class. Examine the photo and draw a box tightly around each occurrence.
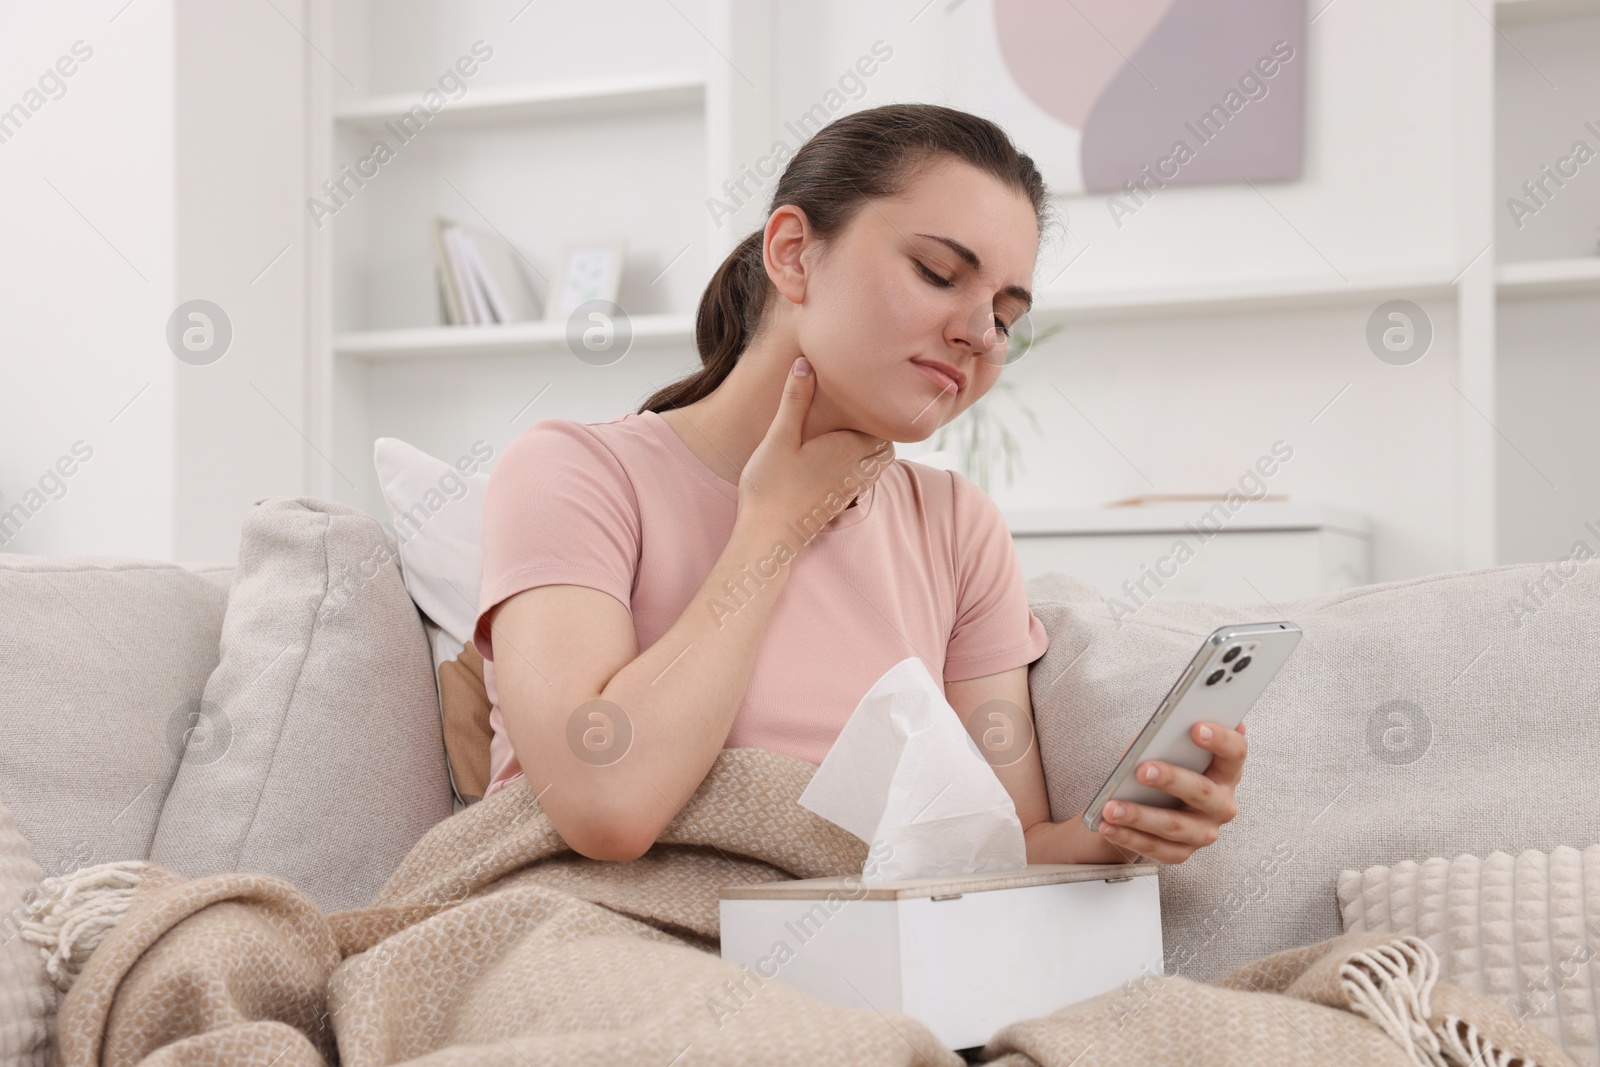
[910,360,960,393]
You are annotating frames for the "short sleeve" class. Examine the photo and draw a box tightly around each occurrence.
[472,419,641,663]
[943,470,1050,682]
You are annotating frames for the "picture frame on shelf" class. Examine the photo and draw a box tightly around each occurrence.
[545,242,628,321]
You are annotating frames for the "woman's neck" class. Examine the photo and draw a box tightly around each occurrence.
[656,330,857,491]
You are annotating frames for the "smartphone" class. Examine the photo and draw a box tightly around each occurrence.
[1081,621,1302,833]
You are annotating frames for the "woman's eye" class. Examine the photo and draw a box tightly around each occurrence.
[993,317,1012,337]
[914,261,954,288]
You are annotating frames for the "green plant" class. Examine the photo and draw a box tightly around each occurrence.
[928,326,1061,492]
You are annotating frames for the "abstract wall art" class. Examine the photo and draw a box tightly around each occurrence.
[950,0,1306,197]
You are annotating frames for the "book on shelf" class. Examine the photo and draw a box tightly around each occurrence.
[441,224,479,325]
[427,218,462,325]
[429,216,543,326]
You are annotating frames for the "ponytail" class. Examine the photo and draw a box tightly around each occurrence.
[638,230,769,414]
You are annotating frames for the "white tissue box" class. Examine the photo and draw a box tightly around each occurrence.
[718,862,1163,1050]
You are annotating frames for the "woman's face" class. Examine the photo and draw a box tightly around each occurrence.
[790,159,1040,443]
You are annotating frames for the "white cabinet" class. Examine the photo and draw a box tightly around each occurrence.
[1007,502,1370,606]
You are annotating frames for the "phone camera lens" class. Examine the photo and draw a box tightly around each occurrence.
[1232,655,1251,672]
[1221,645,1241,663]
[1205,668,1225,685]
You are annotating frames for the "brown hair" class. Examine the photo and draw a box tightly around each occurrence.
[636,103,1049,415]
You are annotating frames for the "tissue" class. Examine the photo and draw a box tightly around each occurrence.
[797,656,1029,882]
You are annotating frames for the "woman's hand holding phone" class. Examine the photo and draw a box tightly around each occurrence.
[737,356,894,542]
[1094,720,1248,864]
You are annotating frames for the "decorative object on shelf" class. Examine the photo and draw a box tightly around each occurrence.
[429,217,542,326]
[546,242,627,321]
[927,325,1061,492]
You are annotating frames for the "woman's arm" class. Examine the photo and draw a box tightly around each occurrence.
[492,510,806,863]
[945,665,1246,865]
[492,358,892,863]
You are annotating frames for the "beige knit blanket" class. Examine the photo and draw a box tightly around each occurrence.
[26,748,1577,1066]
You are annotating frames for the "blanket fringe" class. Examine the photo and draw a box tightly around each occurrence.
[1434,1014,1540,1067]
[1340,936,1548,1067]
[1339,937,1450,1067]
[17,859,148,993]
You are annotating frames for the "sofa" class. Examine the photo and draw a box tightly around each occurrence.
[2,494,1597,1063]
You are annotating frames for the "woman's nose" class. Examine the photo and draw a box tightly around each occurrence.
[953,303,1006,363]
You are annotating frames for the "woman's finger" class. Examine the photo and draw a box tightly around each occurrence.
[1096,820,1195,864]
[1192,720,1247,787]
[1132,758,1237,822]
[1100,798,1219,847]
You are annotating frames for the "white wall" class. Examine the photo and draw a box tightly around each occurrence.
[0,0,309,565]
[0,2,176,560]
[174,0,310,564]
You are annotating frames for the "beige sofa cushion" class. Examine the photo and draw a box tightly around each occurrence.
[1338,845,1600,1066]
[147,498,454,913]
[0,785,55,1067]
[1026,560,1600,982]
[0,556,230,880]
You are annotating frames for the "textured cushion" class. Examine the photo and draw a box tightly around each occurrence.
[1025,560,1600,982]
[373,437,494,806]
[147,497,454,913]
[0,555,230,879]
[0,786,55,1067]
[1338,846,1600,1066]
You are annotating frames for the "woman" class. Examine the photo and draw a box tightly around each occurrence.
[471,103,1245,865]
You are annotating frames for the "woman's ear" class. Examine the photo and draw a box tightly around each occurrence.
[762,204,811,306]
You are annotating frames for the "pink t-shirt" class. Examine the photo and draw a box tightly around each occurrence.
[471,409,1049,799]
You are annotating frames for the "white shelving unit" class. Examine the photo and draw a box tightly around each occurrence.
[1495,0,1600,25]
[296,0,1598,569]
[1497,257,1600,298]
[334,271,1467,364]
[303,0,777,515]
[1490,0,1600,563]
[332,72,707,131]
[334,313,696,362]
[1031,269,1461,326]
[322,67,715,360]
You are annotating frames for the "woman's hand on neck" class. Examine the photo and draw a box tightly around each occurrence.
[663,322,859,488]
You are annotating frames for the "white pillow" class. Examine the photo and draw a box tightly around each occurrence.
[372,437,493,658]
[373,437,497,806]
[1339,845,1600,1066]
[0,787,57,1067]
